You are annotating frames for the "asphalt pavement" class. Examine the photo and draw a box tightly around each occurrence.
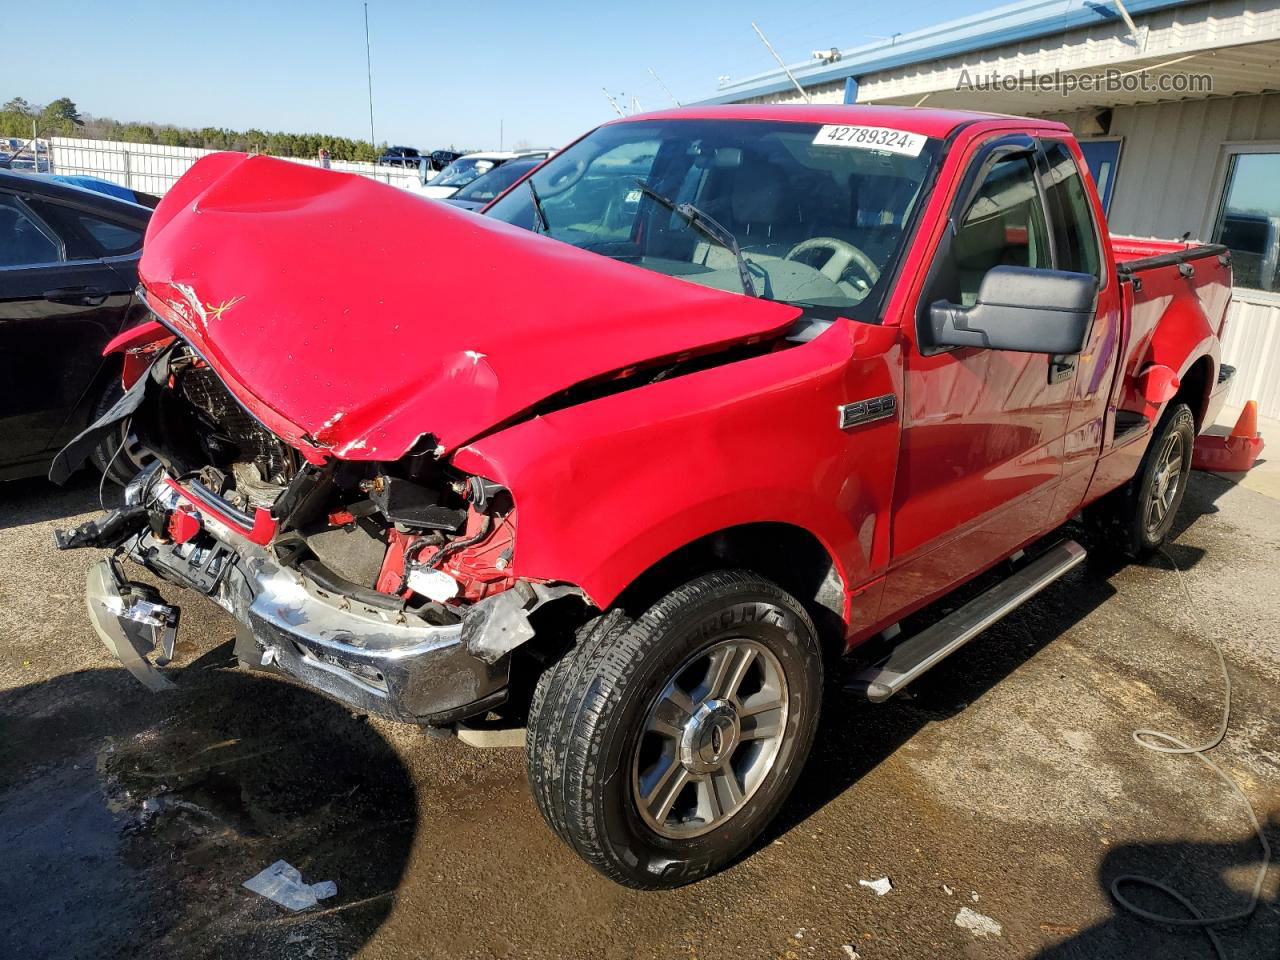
[1,468,1276,960]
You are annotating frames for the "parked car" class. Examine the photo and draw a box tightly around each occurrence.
[0,138,51,173]
[429,148,463,171]
[443,156,544,211]
[409,150,468,185]
[414,150,548,199]
[377,145,421,168]
[0,169,153,481]
[53,108,1235,889]
[43,173,160,208]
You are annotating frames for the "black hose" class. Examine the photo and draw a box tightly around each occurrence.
[425,514,493,569]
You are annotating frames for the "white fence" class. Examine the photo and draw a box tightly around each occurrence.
[47,137,420,195]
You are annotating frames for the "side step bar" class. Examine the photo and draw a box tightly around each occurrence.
[847,540,1087,703]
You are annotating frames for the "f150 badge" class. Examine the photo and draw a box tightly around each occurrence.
[838,394,897,430]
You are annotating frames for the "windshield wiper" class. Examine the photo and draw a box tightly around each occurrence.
[527,178,550,234]
[633,179,760,298]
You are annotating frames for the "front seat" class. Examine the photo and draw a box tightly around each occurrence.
[695,160,799,269]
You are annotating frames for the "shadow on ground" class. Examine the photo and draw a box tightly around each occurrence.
[0,474,101,531]
[1035,818,1279,959]
[0,654,416,960]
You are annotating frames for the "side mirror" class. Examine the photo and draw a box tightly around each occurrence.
[929,266,1097,354]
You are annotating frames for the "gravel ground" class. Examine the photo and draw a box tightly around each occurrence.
[1,470,1276,960]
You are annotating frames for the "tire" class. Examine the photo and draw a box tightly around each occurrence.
[1088,402,1195,557]
[525,570,823,888]
[88,379,154,487]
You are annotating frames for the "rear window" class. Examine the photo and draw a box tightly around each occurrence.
[77,213,144,255]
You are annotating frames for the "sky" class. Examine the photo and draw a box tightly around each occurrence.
[8,0,1000,151]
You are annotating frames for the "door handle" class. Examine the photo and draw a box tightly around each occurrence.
[1048,355,1075,384]
[43,286,108,306]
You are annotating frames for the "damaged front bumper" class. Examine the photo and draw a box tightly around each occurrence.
[77,471,521,726]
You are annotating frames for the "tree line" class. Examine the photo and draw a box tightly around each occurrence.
[1,95,391,162]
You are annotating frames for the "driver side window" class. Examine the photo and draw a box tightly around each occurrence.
[941,153,1051,306]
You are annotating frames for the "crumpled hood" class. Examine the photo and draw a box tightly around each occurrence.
[139,153,800,460]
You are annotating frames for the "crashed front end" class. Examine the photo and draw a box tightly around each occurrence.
[51,151,801,725]
[56,337,567,726]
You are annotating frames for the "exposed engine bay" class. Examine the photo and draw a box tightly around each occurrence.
[61,338,521,618]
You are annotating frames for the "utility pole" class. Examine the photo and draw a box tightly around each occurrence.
[499,119,504,151]
[649,68,680,107]
[751,21,812,104]
[364,3,376,150]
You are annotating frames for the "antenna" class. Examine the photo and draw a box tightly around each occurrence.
[649,68,681,107]
[751,21,812,104]
[601,88,626,118]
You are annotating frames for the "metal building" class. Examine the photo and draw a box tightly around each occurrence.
[698,0,1280,418]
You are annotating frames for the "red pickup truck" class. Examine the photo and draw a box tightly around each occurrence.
[53,105,1235,888]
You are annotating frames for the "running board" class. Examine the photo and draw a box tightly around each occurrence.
[847,540,1087,703]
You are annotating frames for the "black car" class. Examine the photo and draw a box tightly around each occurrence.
[0,170,152,482]
[444,156,544,212]
[377,146,421,168]
[429,149,463,171]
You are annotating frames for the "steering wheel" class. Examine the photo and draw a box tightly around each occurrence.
[785,237,881,289]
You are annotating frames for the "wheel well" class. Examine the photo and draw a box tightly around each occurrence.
[613,523,848,664]
[1173,355,1212,430]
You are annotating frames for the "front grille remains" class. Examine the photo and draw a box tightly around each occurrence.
[176,364,296,483]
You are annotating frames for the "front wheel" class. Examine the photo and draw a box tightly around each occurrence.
[526,571,823,888]
[89,379,154,487]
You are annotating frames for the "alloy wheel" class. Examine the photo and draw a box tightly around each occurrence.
[631,638,789,839]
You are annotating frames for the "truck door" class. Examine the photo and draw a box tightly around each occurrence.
[883,134,1084,615]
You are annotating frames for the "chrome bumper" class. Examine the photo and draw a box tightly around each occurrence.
[240,557,507,724]
[87,474,509,725]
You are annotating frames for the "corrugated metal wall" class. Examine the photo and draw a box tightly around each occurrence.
[1044,95,1280,419]
[1221,292,1280,416]
[1046,93,1280,240]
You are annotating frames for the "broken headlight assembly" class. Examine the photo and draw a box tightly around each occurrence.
[268,457,519,617]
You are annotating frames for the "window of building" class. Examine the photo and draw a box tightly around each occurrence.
[1212,150,1280,293]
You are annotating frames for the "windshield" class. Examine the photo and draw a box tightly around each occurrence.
[432,156,501,188]
[486,118,939,316]
[455,159,539,203]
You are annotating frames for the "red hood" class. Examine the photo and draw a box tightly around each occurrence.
[139,153,800,460]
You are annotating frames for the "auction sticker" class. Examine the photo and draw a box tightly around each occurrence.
[812,124,927,157]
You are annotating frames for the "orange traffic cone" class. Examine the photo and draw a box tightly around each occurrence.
[1230,400,1259,439]
[1192,400,1265,473]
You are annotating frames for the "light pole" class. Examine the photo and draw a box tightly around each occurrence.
[364,3,376,152]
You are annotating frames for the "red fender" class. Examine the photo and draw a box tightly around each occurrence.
[103,319,175,389]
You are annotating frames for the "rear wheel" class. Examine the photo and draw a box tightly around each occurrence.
[526,570,823,888]
[1088,402,1195,557]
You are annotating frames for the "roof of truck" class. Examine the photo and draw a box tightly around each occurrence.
[608,103,1069,140]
